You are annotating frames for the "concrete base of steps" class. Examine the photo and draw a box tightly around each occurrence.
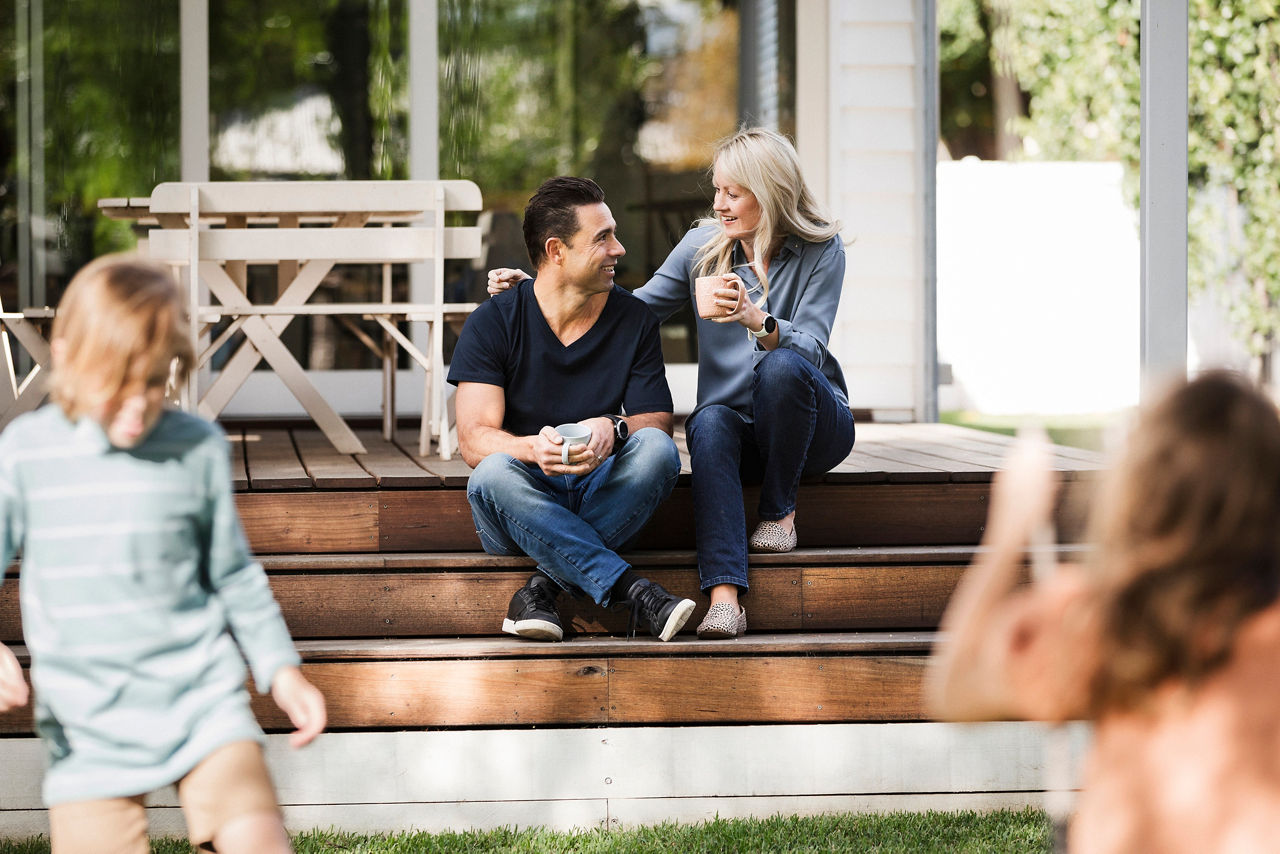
[0,722,1091,837]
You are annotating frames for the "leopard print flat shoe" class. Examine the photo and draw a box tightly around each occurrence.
[749,520,797,553]
[696,602,748,639]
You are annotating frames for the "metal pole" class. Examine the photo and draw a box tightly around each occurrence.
[1139,0,1189,396]
[919,0,939,423]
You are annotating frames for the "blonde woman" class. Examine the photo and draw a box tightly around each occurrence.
[929,372,1280,852]
[489,128,854,639]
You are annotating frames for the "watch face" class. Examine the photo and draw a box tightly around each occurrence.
[764,314,777,334]
[613,416,629,441]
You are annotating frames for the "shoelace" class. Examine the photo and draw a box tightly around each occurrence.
[621,582,668,639]
[526,580,558,614]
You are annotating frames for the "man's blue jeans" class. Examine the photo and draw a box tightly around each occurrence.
[466,427,681,605]
[686,348,856,592]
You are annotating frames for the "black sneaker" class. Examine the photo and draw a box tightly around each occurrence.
[620,578,695,641]
[502,574,564,641]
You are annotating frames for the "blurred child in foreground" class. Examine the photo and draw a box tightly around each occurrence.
[0,256,326,854]
[929,371,1280,853]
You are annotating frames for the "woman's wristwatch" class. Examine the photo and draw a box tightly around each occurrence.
[749,314,777,340]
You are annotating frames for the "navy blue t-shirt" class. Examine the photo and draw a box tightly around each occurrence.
[447,280,673,437]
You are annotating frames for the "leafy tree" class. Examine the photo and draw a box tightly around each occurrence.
[995,0,1280,381]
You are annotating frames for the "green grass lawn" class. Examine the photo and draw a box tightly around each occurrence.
[0,809,1052,853]
[941,410,1119,453]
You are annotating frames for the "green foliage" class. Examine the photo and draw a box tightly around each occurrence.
[997,0,1280,365]
[938,0,999,158]
[0,809,1053,853]
[438,0,654,210]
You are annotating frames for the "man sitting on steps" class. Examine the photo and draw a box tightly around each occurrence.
[448,176,694,642]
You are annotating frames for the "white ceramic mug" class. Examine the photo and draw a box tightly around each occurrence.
[555,422,592,465]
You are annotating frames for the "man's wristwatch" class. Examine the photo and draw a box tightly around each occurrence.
[606,414,629,443]
[749,314,777,340]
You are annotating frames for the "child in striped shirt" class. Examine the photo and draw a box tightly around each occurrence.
[0,255,326,854]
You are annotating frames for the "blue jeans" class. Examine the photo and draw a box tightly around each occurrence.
[466,427,681,605]
[686,348,856,592]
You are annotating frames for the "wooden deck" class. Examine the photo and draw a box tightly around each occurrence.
[224,421,1103,492]
[0,422,1101,830]
[0,422,1102,729]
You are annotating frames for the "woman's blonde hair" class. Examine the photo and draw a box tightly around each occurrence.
[1087,371,1280,713]
[50,254,193,421]
[693,127,841,303]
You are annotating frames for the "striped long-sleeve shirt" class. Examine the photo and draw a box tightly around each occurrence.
[0,406,300,805]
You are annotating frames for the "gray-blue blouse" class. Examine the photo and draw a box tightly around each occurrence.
[634,224,849,421]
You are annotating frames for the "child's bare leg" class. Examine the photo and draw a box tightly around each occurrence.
[179,741,286,853]
[209,810,292,853]
[49,795,148,854]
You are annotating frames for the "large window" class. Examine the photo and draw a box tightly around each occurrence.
[3,0,794,382]
[439,0,756,363]
[2,1,179,316]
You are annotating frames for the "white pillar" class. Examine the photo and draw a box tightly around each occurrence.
[1139,0,1188,395]
[180,0,209,181]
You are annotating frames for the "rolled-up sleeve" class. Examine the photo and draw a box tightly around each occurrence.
[634,228,707,321]
[771,240,846,370]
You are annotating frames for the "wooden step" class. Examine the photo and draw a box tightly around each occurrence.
[0,632,934,734]
[2,546,1088,643]
[229,477,1095,554]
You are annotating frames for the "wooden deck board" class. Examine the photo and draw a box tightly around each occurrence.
[352,429,439,488]
[243,429,311,490]
[229,423,1105,492]
[293,429,378,489]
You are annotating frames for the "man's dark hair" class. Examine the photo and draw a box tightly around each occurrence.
[522,177,606,270]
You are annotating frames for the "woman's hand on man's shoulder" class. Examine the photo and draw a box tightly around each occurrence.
[487,268,533,297]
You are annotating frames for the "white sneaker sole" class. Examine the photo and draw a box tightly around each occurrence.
[502,617,564,642]
[657,598,696,641]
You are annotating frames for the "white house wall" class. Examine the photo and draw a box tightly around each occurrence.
[819,0,924,420]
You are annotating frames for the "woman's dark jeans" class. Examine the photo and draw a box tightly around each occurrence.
[685,348,856,592]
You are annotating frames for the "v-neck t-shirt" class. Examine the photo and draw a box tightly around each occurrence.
[447,280,672,437]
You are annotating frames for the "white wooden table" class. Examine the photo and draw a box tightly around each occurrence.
[99,180,483,457]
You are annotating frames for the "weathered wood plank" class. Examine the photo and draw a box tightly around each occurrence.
[243,429,312,490]
[253,659,611,728]
[920,422,1105,468]
[395,432,474,487]
[378,490,483,551]
[293,429,377,489]
[837,446,951,482]
[607,656,928,723]
[899,422,1103,479]
[267,568,801,638]
[236,492,380,554]
[354,430,439,487]
[801,565,972,630]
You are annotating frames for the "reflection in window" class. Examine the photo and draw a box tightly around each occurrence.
[439,0,743,363]
[2,1,179,314]
[209,0,410,372]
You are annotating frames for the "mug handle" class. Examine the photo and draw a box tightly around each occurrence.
[562,441,572,466]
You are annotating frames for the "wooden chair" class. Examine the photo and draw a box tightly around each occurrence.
[0,301,54,431]
[145,180,483,458]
